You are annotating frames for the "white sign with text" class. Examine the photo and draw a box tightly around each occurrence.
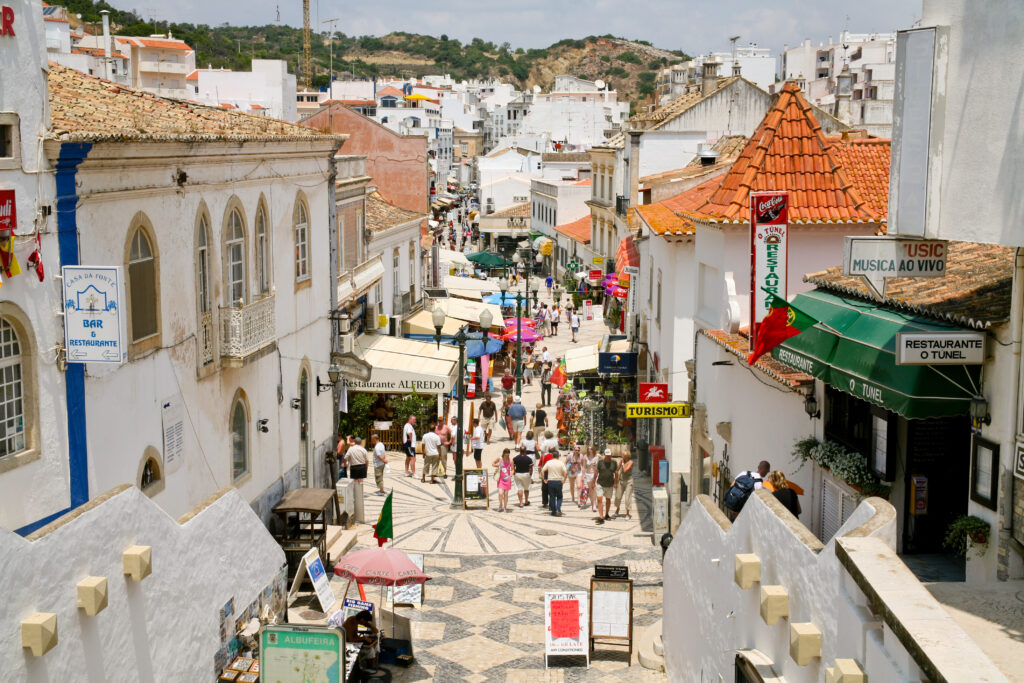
[62,266,127,364]
[896,332,985,366]
[843,236,947,299]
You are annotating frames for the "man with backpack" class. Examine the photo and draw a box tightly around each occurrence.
[724,460,770,518]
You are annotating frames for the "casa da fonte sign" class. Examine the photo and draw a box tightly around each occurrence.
[62,266,127,364]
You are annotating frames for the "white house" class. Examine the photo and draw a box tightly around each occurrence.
[189,60,298,122]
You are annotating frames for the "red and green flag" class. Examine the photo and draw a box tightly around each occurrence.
[550,358,568,387]
[748,293,816,365]
[372,491,393,547]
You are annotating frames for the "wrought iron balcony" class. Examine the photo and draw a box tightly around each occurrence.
[220,296,276,364]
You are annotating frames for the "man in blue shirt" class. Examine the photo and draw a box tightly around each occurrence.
[506,396,527,448]
[545,274,554,299]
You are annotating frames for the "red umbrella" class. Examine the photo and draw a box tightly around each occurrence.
[503,317,536,328]
[333,548,431,587]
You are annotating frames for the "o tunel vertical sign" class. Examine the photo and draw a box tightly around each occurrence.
[750,191,788,348]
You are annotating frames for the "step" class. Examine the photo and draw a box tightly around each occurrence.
[637,618,665,671]
[325,524,359,565]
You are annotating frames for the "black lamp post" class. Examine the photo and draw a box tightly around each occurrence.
[499,276,525,395]
[433,306,494,506]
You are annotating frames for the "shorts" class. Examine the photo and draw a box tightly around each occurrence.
[374,465,385,489]
[404,443,416,458]
[515,473,532,491]
[481,416,495,430]
[473,448,483,462]
[523,368,534,380]
[349,463,368,480]
[599,485,614,499]
[513,419,525,433]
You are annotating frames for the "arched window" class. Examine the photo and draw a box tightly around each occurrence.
[0,318,25,457]
[408,242,417,302]
[255,203,270,295]
[225,208,246,305]
[294,199,309,281]
[128,226,158,342]
[197,215,210,314]
[231,398,249,481]
[138,446,164,497]
[392,248,400,301]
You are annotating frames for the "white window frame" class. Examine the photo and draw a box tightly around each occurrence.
[255,204,270,295]
[225,208,246,305]
[230,397,249,482]
[0,318,26,458]
[295,200,310,282]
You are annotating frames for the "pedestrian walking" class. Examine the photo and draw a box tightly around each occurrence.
[336,434,354,479]
[421,421,442,484]
[595,448,617,523]
[436,418,452,478]
[567,445,583,503]
[479,394,498,443]
[493,449,513,513]
[541,346,552,365]
[513,447,533,507]
[507,396,527,446]
[522,430,537,463]
[345,437,369,484]
[614,450,634,519]
[570,309,581,342]
[538,447,555,507]
[545,274,553,299]
[550,306,560,336]
[531,402,548,433]
[766,470,802,518]
[471,419,485,467]
[523,349,535,386]
[540,363,553,406]
[501,369,515,400]
[582,446,599,510]
[402,416,417,477]
[542,452,567,516]
[371,434,388,496]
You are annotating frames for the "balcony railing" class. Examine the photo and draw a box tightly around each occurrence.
[615,195,630,217]
[138,60,188,74]
[220,296,275,361]
[150,87,189,99]
[199,310,215,367]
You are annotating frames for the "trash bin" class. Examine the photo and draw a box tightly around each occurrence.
[650,445,666,486]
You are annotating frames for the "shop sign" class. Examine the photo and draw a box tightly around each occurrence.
[626,402,691,419]
[260,625,344,683]
[540,240,554,255]
[638,382,668,403]
[62,266,127,364]
[0,189,15,232]
[592,257,604,265]
[594,564,629,579]
[342,598,373,621]
[339,373,451,394]
[843,236,947,299]
[337,352,372,382]
[750,191,788,348]
[623,266,640,317]
[598,351,636,375]
[583,299,593,320]
[544,591,589,663]
[588,269,602,281]
[896,331,985,365]
[302,547,337,614]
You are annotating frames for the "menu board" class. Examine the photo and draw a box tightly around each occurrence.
[463,468,489,508]
[387,553,424,607]
[590,578,632,640]
[545,591,589,666]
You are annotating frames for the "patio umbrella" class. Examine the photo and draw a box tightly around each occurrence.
[503,317,536,328]
[333,547,431,641]
[466,251,511,267]
[501,327,543,343]
[483,292,520,307]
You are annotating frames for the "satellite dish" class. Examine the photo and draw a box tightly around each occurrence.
[594,79,605,90]
[533,84,541,94]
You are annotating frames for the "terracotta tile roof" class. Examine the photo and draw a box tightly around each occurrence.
[375,86,405,98]
[637,175,723,236]
[805,241,1014,329]
[44,16,69,23]
[701,329,813,390]
[672,82,888,225]
[683,135,748,168]
[574,178,592,186]
[488,202,530,218]
[365,191,426,232]
[542,152,591,163]
[554,215,591,243]
[249,104,265,110]
[72,46,127,59]
[47,63,346,144]
[828,138,891,218]
[116,37,192,51]
[219,102,236,109]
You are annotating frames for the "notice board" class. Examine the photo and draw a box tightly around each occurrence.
[544,591,589,669]
[463,468,489,509]
[589,577,633,659]
[387,552,424,607]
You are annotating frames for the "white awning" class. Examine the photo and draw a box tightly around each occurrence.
[607,339,631,354]
[447,288,483,301]
[343,334,459,394]
[564,344,599,374]
[338,255,384,305]
[437,248,470,265]
[435,298,503,327]
[403,309,463,336]
[442,275,499,293]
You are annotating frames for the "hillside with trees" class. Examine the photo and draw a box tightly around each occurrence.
[52,0,691,111]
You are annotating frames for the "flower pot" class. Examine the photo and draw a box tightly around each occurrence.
[969,530,989,545]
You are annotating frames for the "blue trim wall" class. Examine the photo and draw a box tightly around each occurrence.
[15,142,92,537]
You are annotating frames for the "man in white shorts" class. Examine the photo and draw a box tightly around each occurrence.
[479,394,498,443]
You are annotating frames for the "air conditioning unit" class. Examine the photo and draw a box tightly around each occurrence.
[389,316,402,337]
[338,332,355,354]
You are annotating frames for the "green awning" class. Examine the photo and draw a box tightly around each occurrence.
[772,290,983,419]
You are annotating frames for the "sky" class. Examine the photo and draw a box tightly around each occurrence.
[145,0,921,57]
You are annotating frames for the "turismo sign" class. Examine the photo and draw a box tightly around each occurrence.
[843,236,947,299]
[626,403,691,419]
[750,191,788,347]
[896,332,985,366]
[62,266,127,364]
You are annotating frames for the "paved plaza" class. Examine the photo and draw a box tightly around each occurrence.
[331,291,668,680]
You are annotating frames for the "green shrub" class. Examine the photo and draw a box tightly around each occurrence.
[617,51,642,65]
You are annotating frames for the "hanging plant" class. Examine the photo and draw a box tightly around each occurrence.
[943,515,991,557]
[790,437,891,499]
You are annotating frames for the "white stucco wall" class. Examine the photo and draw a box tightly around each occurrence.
[0,0,70,531]
[367,220,423,318]
[68,141,337,520]
[0,485,286,681]
[664,492,896,682]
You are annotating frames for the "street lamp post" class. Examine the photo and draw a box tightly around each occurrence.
[499,276,525,395]
[433,306,493,506]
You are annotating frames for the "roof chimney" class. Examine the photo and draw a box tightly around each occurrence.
[732,60,741,77]
[100,10,111,80]
[701,59,719,94]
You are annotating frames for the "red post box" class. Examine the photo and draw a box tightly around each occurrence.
[649,445,667,487]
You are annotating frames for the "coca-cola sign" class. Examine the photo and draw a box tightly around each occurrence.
[755,193,787,224]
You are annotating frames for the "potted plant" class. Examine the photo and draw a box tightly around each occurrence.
[943,515,991,557]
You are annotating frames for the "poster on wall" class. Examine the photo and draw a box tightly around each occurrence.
[749,191,788,348]
[161,396,185,474]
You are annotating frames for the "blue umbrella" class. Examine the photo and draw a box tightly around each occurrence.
[464,337,504,358]
[482,293,519,306]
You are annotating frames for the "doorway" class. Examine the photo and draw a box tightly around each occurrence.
[299,370,310,487]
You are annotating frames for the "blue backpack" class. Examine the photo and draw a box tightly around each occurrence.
[724,473,761,512]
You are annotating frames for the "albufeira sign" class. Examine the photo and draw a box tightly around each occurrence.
[62,266,127,364]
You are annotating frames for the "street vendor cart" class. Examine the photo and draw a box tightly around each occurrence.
[271,488,335,581]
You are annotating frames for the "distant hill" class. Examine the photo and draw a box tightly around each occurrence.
[51,0,691,112]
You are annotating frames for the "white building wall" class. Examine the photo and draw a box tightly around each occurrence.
[368,222,423,319]
[195,60,297,121]
[0,486,287,680]
[71,143,336,521]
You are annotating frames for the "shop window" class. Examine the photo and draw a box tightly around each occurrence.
[224,207,247,305]
[255,203,270,295]
[127,223,158,343]
[0,317,26,458]
[231,396,249,482]
[824,385,873,456]
[294,197,310,281]
[971,436,999,511]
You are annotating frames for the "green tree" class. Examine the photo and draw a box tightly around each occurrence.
[617,51,642,65]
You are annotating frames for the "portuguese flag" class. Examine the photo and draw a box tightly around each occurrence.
[748,293,816,365]
[549,358,568,387]
[372,491,393,547]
